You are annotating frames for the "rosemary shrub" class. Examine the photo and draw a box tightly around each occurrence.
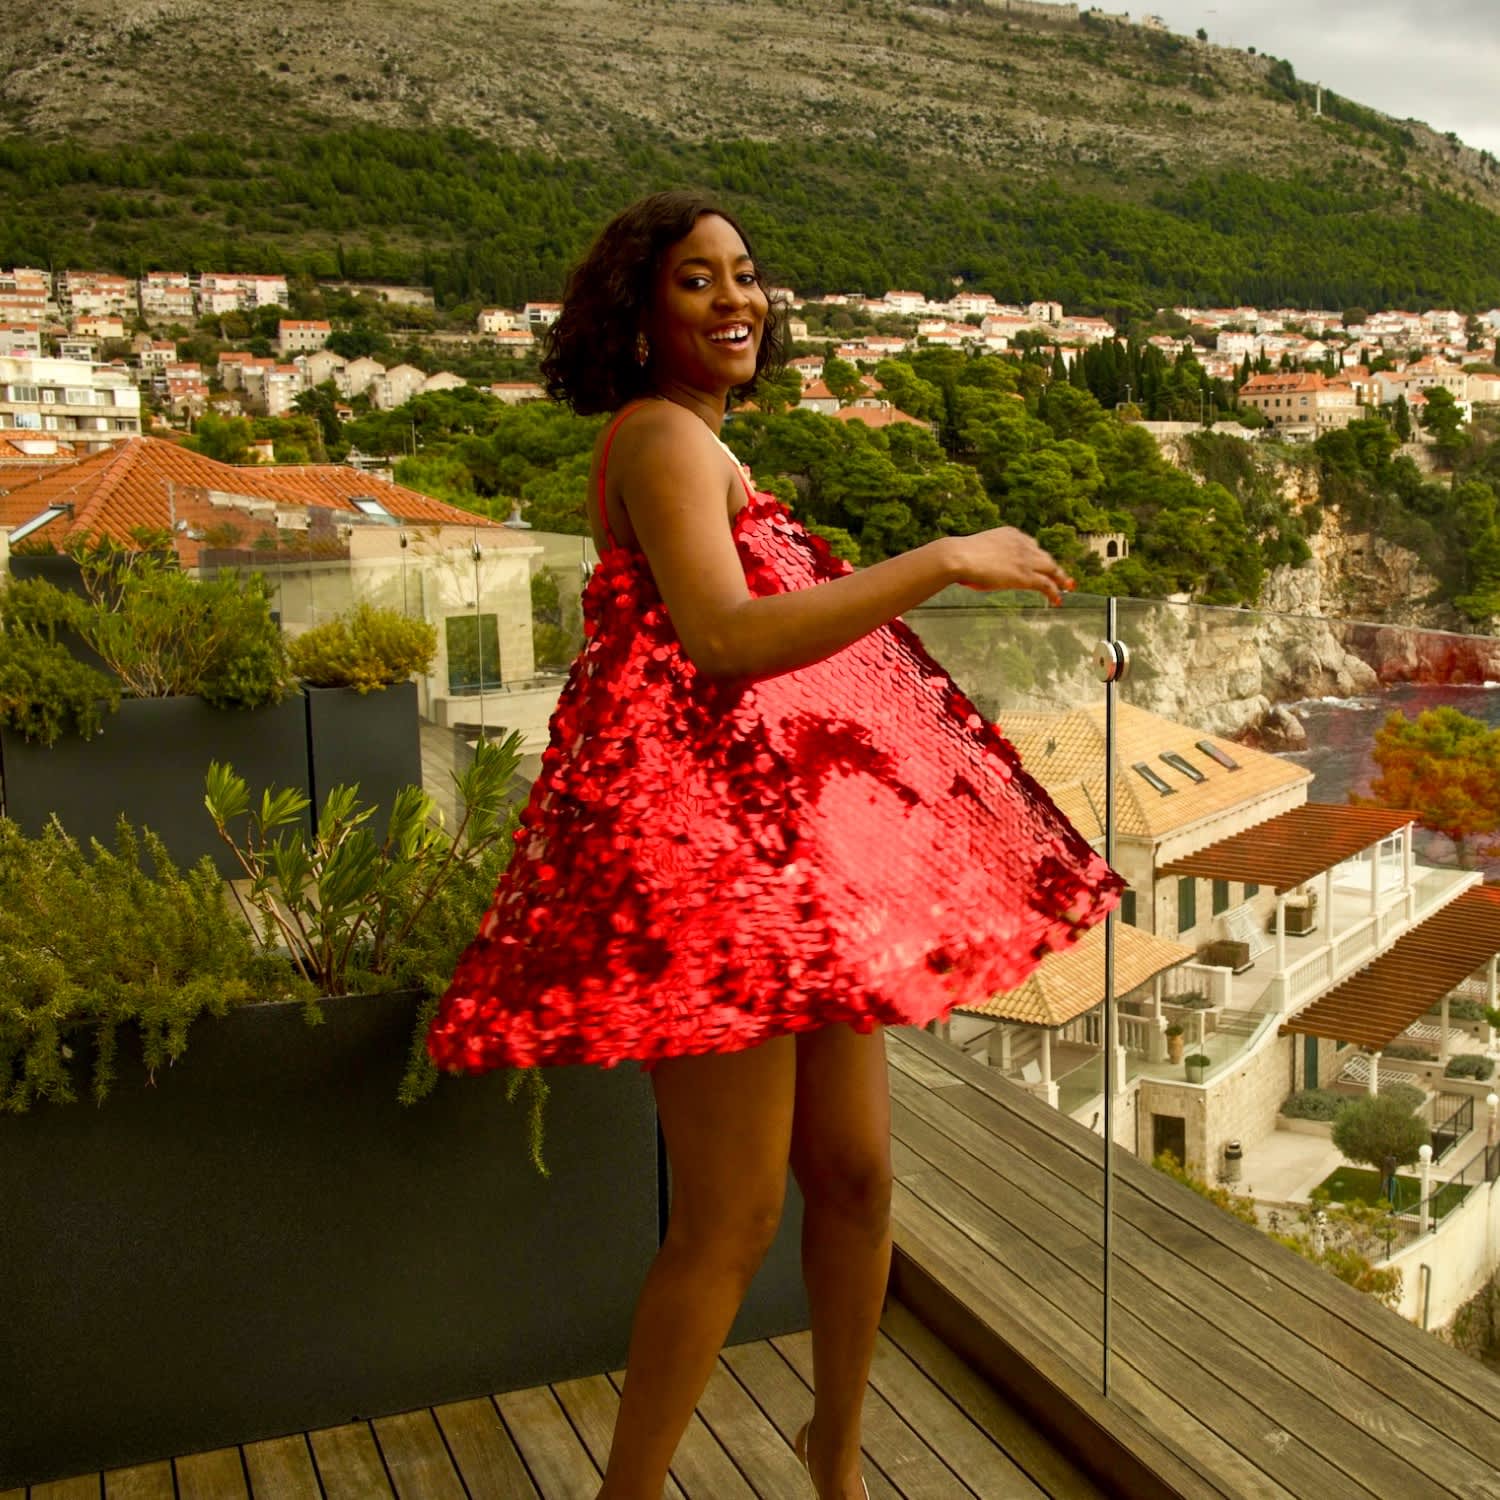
[0,818,292,1111]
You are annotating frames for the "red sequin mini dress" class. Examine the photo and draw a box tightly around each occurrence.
[426,404,1122,1073]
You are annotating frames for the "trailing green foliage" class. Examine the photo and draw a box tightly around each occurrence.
[0,818,292,1111]
[0,579,120,745]
[1267,1194,1404,1308]
[288,603,438,693]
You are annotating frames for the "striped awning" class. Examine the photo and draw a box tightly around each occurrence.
[1159,803,1417,895]
[1281,886,1500,1050]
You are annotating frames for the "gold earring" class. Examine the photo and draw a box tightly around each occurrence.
[635,332,650,366]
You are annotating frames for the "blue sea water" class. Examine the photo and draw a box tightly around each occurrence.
[1284,684,1500,875]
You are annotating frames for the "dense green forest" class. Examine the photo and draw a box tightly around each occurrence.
[5,129,1500,316]
[343,353,1295,606]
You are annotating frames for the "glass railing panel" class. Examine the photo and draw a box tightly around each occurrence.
[1114,596,1500,1345]
[907,587,1113,1376]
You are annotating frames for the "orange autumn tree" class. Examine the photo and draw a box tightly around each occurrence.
[1359,706,1500,866]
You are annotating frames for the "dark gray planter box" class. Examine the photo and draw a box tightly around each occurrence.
[0,990,661,1490]
[0,694,310,876]
[304,681,422,832]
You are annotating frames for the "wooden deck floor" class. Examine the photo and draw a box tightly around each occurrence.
[885,1026,1500,1500]
[6,1301,1102,1500]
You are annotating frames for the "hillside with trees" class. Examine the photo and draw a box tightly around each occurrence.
[4,1,1500,314]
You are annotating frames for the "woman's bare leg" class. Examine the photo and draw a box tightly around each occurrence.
[597,1035,797,1500]
[789,1024,893,1500]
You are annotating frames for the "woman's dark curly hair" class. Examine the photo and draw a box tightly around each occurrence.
[540,190,784,415]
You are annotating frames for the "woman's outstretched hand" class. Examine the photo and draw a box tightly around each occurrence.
[944,528,1075,606]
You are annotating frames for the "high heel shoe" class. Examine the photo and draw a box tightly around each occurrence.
[793,1420,869,1500]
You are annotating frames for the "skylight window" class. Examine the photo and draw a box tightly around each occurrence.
[1161,751,1206,784]
[1132,762,1176,796]
[350,495,396,522]
[8,505,69,544]
[1196,739,1240,771]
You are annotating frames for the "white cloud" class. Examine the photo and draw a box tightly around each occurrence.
[1145,0,1500,155]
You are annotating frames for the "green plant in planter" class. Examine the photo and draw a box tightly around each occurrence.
[0,817,293,1111]
[1185,1052,1212,1081]
[204,730,550,1170]
[0,575,121,745]
[76,540,290,707]
[288,603,438,693]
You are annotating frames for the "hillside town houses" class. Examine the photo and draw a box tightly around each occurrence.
[1,265,1497,458]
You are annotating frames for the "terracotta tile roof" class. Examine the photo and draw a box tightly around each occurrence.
[1240,373,1326,395]
[0,436,515,563]
[829,406,926,429]
[956,921,1195,1026]
[1000,702,1310,842]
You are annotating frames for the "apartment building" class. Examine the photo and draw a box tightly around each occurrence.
[278,320,331,355]
[57,272,133,321]
[1238,372,1358,437]
[0,355,142,454]
[138,273,196,324]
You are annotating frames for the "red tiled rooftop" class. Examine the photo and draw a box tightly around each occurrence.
[0,437,516,563]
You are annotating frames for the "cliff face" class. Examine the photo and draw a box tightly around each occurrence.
[911,444,1500,742]
[1261,518,1448,630]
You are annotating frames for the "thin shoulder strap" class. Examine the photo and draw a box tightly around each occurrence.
[597,400,654,551]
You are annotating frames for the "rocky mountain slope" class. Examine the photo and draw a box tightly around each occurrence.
[4,0,1497,210]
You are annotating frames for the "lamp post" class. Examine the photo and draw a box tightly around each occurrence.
[1418,1142,1433,1235]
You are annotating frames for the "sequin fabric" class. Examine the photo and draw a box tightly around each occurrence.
[426,444,1122,1074]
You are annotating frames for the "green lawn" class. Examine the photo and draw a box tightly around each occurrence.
[1314,1166,1471,1221]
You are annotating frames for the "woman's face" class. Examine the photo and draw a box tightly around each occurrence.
[646,213,769,396]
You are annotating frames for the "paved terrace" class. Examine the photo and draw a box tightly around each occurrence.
[15,1030,1500,1499]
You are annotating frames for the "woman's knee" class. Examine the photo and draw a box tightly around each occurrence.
[664,1179,786,1279]
[797,1150,893,1234]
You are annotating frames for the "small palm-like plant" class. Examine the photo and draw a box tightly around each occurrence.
[204,732,519,997]
[204,732,550,1170]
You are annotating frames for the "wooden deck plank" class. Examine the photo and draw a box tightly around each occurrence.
[173,1447,248,1500]
[308,1422,395,1499]
[102,1462,174,1500]
[866,1328,1047,1500]
[892,1026,1500,1437]
[495,1385,601,1498]
[895,1180,1276,1498]
[601,1370,753,1498]
[693,1356,820,1498]
[553,1374,691,1498]
[28,1480,100,1500]
[720,1341,902,1500]
[241,1435,319,1500]
[893,1040,1500,1478]
[895,1083,1491,1495]
[432,1397,542,1500]
[879,1301,1108,1500]
[370,1408,465,1500]
[892,1097,1411,1499]
[888,1080,1428,1500]
[773,1330,973,1500]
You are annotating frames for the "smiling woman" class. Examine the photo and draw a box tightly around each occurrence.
[427,190,1118,1500]
[540,189,783,416]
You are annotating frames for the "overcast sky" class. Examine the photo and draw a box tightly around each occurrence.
[1143,1,1500,157]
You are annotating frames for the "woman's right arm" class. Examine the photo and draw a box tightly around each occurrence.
[613,405,1072,681]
